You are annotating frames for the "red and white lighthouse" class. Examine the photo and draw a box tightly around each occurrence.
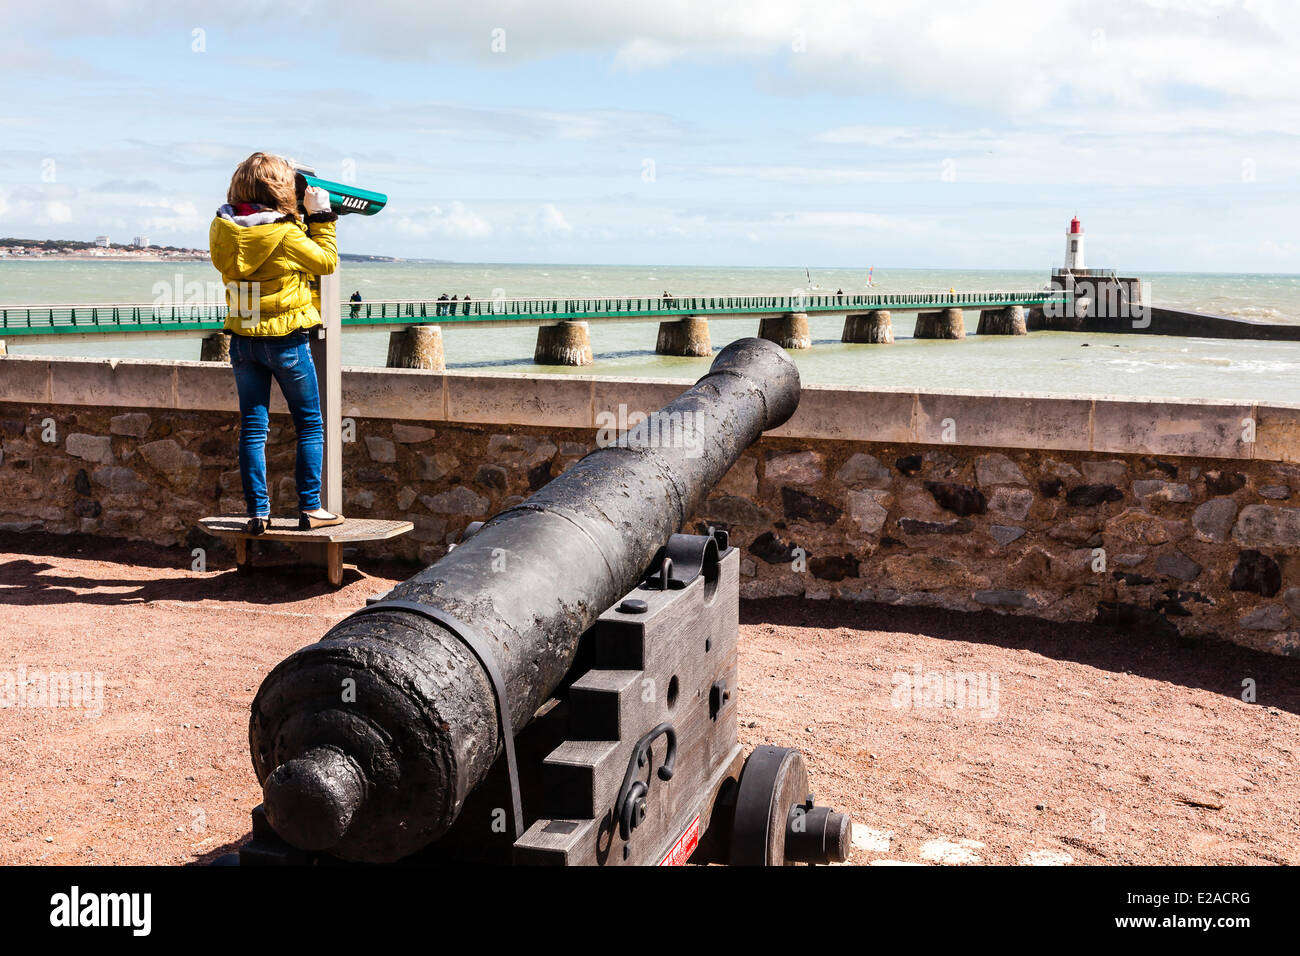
[1064,215,1085,271]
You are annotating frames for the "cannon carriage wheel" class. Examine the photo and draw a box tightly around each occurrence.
[728,745,851,866]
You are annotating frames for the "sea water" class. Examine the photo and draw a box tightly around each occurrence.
[2,260,1298,404]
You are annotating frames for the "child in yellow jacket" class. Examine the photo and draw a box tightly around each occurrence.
[209,152,343,535]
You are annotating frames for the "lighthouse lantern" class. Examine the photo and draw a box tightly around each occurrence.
[1064,216,1085,270]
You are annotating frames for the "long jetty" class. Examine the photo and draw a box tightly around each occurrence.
[0,289,1067,366]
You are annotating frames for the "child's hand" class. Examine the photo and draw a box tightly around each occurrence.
[303,186,331,215]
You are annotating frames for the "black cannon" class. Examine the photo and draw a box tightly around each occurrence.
[239,337,851,866]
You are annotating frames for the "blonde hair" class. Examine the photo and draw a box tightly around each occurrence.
[227,152,298,217]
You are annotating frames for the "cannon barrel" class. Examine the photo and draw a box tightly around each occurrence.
[249,337,801,862]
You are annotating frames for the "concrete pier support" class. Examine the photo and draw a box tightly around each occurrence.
[200,332,230,362]
[913,308,966,340]
[535,320,593,366]
[976,305,1027,335]
[655,315,712,356]
[1030,297,1089,331]
[758,312,811,349]
[386,325,445,370]
[841,310,893,344]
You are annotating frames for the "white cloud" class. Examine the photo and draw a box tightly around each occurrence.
[1258,239,1299,260]
[703,165,908,185]
[796,116,1300,188]
[136,198,205,235]
[3,1,1297,269]
[0,185,211,238]
[23,1,1300,119]
[396,201,493,240]
[772,210,905,231]
[394,201,580,245]
[538,203,572,235]
[816,127,1005,150]
[612,38,686,71]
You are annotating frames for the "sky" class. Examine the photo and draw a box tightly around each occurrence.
[1,0,1297,271]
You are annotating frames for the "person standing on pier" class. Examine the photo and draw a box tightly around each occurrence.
[209,151,345,536]
[350,289,362,318]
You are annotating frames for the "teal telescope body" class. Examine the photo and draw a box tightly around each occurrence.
[301,173,387,216]
[291,163,387,217]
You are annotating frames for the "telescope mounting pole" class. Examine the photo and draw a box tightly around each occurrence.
[312,268,343,515]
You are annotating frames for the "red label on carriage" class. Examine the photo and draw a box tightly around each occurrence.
[658,815,701,866]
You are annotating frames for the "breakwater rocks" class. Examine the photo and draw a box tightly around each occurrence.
[3,396,1300,657]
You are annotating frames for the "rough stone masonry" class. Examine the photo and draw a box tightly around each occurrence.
[2,401,1299,658]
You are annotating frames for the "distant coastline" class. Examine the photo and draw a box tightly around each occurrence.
[337,254,454,264]
[2,253,211,262]
[0,238,446,265]
[0,253,449,264]
[0,237,207,262]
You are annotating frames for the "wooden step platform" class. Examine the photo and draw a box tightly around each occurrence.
[198,515,413,587]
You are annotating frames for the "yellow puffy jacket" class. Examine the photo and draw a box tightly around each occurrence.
[209,205,338,337]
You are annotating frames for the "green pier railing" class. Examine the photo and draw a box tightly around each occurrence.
[0,290,1070,338]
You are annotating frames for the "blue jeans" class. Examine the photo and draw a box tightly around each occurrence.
[229,331,324,517]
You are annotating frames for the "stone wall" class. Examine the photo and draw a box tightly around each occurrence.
[3,354,1300,657]
[704,440,1300,658]
[0,403,592,559]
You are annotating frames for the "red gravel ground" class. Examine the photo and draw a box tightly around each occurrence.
[2,530,1297,866]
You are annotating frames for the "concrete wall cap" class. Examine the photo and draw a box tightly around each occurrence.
[2,356,1294,462]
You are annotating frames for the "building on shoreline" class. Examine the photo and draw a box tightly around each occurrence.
[0,238,207,260]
